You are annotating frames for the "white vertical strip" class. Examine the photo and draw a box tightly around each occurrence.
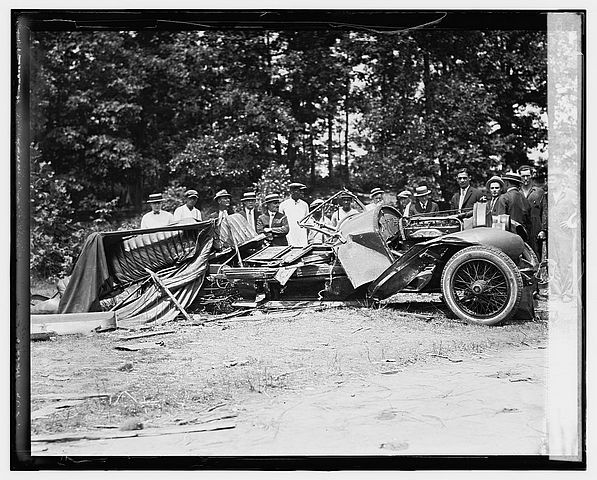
[547,12,583,461]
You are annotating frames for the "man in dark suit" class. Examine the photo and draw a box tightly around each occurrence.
[256,193,290,246]
[450,169,484,213]
[495,172,531,239]
[405,185,439,216]
[239,191,259,232]
[519,165,547,259]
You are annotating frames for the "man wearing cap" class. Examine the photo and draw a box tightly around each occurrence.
[495,172,531,238]
[173,189,202,224]
[365,187,384,211]
[239,192,259,231]
[331,192,360,227]
[406,186,439,216]
[256,193,290,246]
[306,199,332,244]
[279,182,309,247]
[519,165,547,258]
[140,193,174,229]
[209,189,233,221]
[450,169,484,214]
[396,190,412,216]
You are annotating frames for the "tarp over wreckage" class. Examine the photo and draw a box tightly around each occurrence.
[58,221,214,325]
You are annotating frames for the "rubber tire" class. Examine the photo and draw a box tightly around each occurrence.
[441,245,523,326]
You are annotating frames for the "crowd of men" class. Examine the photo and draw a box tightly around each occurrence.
[140,165,547,260]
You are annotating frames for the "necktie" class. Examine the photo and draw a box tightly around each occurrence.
[459,189,466,211]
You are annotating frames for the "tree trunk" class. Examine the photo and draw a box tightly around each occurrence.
[310,126,316,184]
[327,114,333,180]
[344,107,349,182]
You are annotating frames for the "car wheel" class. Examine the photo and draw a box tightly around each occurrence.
[441,245,523,326]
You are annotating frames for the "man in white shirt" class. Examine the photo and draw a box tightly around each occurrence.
[279,182,310,247]
[173,189,202,224]
[140,193,174,229]
[365,187,384,211]
[306,198,332,244]
[239,191,258,232]
[331,192,360,227]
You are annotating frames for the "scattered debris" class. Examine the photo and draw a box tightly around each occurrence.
[120,418,144,431]
[379,441,409,451]
[509,377,533,383]
[497,407,520,414]
[114,342,163,351]
[31,331,57,341]
[380,370,402,375]
[31,400,85,420]
[118,362,134,372]
[117,329,175,341]
[428,353,463,363]
[351,326,372,334]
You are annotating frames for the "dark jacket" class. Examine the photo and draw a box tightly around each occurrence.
[450,186,485,212]
[409,199,439,216]
[496,187,531,237]
[523,186,547,255]
[256,212,290,246]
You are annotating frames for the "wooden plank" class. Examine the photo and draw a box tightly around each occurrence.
[31,421,236,443]
[31,311,116,324]
[33,393,110,402]
[31,400,85,420]
[31,311,117,336]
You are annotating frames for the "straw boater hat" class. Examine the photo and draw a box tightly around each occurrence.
[213,189,232,200]
[310,198,324,208]
[485,175,505,191]
[288,182,307,190]
[397,190,412,199]
[413,186,431,197]
[264,193,281,203]
[241,192,257,202]
[184,189,199,198]
[517,165,533,175]
[369,187,384,198]
[147,193,164,203]
[502,172,522,184]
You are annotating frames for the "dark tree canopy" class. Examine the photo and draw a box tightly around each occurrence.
[30,28,547,214]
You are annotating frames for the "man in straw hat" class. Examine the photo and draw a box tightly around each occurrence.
[306,198,332,244]
[279,182,310,247]
[518,165,547,259]
[396,190,412,216]
[365,187,384,211]
[330,191,360,227]
[239,191,259,231]
[173,189,202,224]
[495,172,531,238]
[140,193,174,229]
[256,193,290,246]
[406,185,439,216]
[209,189,233,221]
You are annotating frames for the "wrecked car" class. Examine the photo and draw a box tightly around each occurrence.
[211,191,538,326]
[51,190,538,328]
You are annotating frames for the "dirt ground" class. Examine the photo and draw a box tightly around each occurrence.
[30,294,548,457]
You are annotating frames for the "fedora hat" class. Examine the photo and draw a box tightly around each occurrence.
[502,172,522,184]
[288,182,307,190]
[369,187,384,198]
[310,198,324,208]
[413,185,430,197]
[338,191,353,200]
[397,190,412,199]
[213,189,232,200]
[264,193,281,204]
[146,193,164,203]
[241,192,257,202]
[184,189,199,198]
[485,175,504,191]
